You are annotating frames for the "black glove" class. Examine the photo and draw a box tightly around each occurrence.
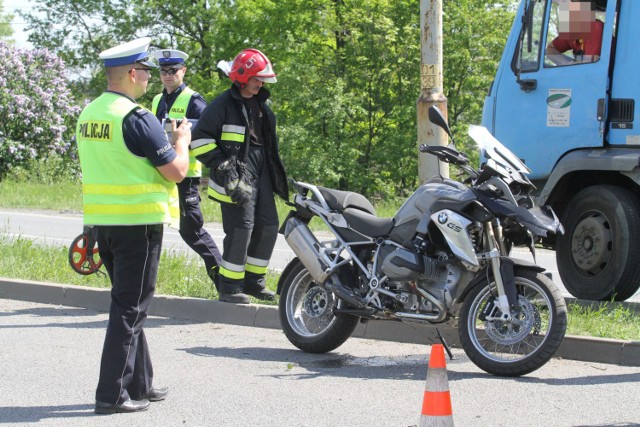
[216,157,253,208]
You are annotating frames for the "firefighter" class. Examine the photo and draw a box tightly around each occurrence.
[191,48,288,304]
[151,49,222,286]
[77,37,191,414]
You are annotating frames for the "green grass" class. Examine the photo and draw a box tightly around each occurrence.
[566,302,640,341]
[0,181,84,211]
[1,178,639,340]
[0,233,279,304]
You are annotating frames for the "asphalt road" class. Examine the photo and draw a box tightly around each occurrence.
[1,297,639,427]
[3,208,639,302]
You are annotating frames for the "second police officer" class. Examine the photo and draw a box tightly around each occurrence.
[191,49,288,304]
[151,49,223,288]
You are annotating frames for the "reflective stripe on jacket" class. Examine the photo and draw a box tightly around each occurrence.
[77,92,179,226]
[190,85,288,205]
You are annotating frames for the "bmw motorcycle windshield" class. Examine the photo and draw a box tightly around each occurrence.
[469,125,531,179]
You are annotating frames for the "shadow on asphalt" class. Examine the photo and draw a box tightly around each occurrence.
[0,307,202,329]
[178,344,640,387]
[180,344,431,381]
[0,404,95,423]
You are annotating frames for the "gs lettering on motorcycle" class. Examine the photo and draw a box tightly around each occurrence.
[432,209,477,266]
[438,212,463,233]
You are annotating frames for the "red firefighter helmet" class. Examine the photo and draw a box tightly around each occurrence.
[229,48,277,86]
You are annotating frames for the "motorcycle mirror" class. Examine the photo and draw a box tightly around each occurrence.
[428,105,455,143]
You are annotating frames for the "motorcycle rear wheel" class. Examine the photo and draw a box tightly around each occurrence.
[459,268,567,376]
[278,259,359,354]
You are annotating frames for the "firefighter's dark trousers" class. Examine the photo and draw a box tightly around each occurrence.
[218,146,279,293]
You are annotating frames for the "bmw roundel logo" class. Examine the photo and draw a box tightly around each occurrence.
[438,212,448,224]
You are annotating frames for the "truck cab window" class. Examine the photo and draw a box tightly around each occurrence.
[545,0,606,67]
[516,0,547,72]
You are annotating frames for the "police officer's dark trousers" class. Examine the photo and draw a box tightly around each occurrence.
[94,224,163,404]
[177,177,222,280]
[218,145,279,293]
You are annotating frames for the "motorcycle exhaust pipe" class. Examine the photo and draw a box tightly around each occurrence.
[283,217,331,284]
[284,217,366,309]
[324,275,366,309]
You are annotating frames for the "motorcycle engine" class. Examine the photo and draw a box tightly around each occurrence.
[376,244,440,281]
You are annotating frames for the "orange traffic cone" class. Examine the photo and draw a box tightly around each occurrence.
[419,344,454,427]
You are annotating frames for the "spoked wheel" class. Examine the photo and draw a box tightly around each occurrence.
[68,231,102,275]
[278,259,359,354]
[459,268,567,376]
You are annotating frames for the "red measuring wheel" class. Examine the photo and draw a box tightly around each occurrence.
[68,228,102,275]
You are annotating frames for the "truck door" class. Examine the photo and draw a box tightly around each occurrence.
[487,0,615,180]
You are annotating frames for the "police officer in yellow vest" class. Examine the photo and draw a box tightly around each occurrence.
[151,49,222,286]
[76,37,191,415]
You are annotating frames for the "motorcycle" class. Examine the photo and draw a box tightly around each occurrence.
[277,105,567,377]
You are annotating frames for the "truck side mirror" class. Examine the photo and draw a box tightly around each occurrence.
[517,78,537,92]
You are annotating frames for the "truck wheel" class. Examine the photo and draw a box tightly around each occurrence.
[556,185,640,301]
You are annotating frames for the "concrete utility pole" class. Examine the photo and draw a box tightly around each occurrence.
[417,0,449,183]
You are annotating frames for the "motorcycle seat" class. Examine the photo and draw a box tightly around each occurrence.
[316,186,377,216]
[343,207,394,237]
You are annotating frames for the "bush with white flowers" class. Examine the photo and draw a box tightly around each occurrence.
[0,42,82,180]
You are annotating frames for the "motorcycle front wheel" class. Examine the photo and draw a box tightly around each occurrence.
[278,259,359,354]
[459,268,567,377]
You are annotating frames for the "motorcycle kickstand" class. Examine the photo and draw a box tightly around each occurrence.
[435,328,454,360]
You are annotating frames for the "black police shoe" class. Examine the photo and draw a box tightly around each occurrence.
[219,290,251,304]
[140,386,169,402]
[95,398,150,414]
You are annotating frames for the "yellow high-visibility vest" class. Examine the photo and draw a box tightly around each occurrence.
[77,92,179,227]
[152,87,202,177]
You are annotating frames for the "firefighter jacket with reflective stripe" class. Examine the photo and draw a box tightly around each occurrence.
[76,92,179,226]
[152,86,202,178]
[190,84,288,204]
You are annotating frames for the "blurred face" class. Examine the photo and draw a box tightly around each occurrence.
[159,65,186,93]
[239,77,265,98]
[558,0,596,38]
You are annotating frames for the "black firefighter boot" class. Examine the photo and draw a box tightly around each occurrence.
[244,274,276,302]
[217,275,250,304]
[218,288,251,304]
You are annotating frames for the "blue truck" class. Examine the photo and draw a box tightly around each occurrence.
[482,0,640,301]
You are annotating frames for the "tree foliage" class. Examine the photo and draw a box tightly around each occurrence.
[443,0,515,140]
[0,0,13,41]
[19,0,515,198]
[0,42,82,180]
